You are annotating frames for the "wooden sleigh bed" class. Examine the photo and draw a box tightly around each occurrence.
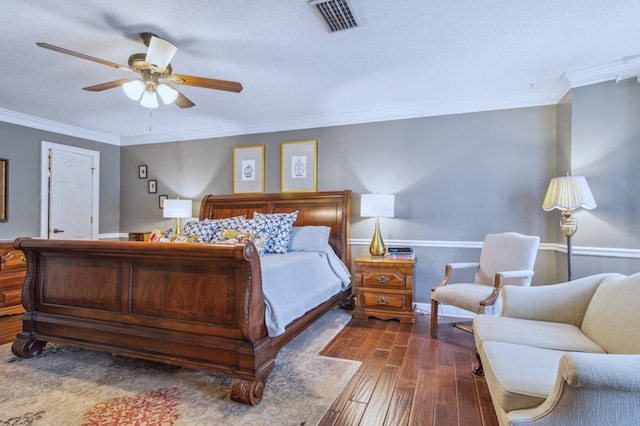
[12,190,352,405]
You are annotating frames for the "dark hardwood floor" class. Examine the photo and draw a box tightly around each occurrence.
[0,311,498,425]
[319,312,499,426]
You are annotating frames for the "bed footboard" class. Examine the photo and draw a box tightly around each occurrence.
[12,238,275,405]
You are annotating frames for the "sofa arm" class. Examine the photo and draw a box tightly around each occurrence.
[507,353,640,426]
[500,273,615,326]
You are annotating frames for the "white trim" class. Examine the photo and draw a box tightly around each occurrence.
[0,108,119,145]
[351,238,640,259]
[40,142,100,240]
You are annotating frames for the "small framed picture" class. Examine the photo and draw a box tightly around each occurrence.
[0,158,7,222]
[148,179,157,193]
[281,140,317,192]
[138,165,147,179]
[233,145,265,194]
[159,195,168,209]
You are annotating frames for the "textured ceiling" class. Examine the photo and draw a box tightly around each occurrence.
[2,0,640,145]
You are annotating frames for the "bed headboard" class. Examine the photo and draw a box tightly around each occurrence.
[199,190,352,267]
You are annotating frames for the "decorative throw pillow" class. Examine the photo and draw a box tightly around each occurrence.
[253,211,299,254]
[217,229,269,255]
[210,216,250,242]
[288,225,331,252]
[149,228,173,242]
[181,219,218,243]
[171,234,203,244]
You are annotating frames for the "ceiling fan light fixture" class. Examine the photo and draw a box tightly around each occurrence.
[146,36,178,73]
[140,90,159,109]
[157,83,179,104]
[122,79,145,101]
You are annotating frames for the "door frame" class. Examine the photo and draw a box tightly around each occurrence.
[40,141,100,239]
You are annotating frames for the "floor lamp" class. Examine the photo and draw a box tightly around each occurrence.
[542,175,596,281]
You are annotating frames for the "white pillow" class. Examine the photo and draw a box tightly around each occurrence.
[288,226,331,252]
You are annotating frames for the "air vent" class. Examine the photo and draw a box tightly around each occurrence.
[309,0,359,33]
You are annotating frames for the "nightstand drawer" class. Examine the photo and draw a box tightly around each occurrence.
[362,269,407,289]
[1,289,22,307]
[360,291,410,311]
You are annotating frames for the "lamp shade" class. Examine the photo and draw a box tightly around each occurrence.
[163,199,192,219]
[122,79,145,100]
[361,193,395,218]
[157,83,179,104]
[542,175,597,211]
[145,36,178,72]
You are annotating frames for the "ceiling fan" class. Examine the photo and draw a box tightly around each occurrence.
[36,32,243,109]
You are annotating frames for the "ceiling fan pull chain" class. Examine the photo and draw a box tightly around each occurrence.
[149,109,153,133]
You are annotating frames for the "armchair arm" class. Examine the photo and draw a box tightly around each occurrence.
[500,273,615,326]
[507,353,640,425]
[431,262,480,291]
[480,269,535,307]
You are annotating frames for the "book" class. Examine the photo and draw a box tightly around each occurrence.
[385,252,415,259]
[387,246,413,253]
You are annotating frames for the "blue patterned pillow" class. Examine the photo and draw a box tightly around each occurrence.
[217,218,274,255]
[253,211,299,254]
[181,220,218,243]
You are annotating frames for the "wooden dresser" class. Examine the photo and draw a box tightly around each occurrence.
[0,240,26,344]
[353,256,416,324]
[0,241,26,317]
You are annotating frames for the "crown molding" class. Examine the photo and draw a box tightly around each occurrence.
[0,107,119,145]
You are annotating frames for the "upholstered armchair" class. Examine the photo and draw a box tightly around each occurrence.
[430,232,539,338]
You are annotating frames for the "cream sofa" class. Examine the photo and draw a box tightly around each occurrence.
[473,272,640,426]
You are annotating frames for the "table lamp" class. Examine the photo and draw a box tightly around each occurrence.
[163,198,193,234]
[361,193,395,257]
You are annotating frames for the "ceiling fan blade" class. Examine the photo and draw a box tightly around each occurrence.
[174,90,196,109]
[146,36,177,73]
[36,42,130,71]
[169,74,243,93]
[83,78,133,92]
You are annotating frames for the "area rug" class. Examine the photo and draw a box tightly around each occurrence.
[0,309,360,426]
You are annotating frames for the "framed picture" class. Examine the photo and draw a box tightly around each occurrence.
[281,140,317,192]
[138,165,147,179]
[0,158,7,221]
[233,145,265,194]
[148,179,157,193]
[159,194,168,209]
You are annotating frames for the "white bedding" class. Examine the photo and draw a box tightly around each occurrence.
[260,247,351,336]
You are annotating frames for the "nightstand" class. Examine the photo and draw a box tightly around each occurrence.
[128,232,151,241]
[353,256,416,324]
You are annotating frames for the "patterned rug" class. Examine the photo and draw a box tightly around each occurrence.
[0,309,360,426]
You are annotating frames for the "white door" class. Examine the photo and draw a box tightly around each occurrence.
[40,142,100,240]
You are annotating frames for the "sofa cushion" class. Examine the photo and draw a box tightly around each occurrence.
[581,272,640,354]
[480,341,564,412]
[474,315,605,354]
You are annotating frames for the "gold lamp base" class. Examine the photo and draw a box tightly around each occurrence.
[369,218,387,257]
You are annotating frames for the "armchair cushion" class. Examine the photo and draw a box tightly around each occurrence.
[432,283,498,314]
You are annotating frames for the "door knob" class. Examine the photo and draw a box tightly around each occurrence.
[52,228,65,233]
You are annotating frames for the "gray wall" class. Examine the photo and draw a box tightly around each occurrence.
[0,122,121,239]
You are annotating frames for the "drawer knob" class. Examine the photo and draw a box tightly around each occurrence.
[377,298,389,305]
[377,276,389,283]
